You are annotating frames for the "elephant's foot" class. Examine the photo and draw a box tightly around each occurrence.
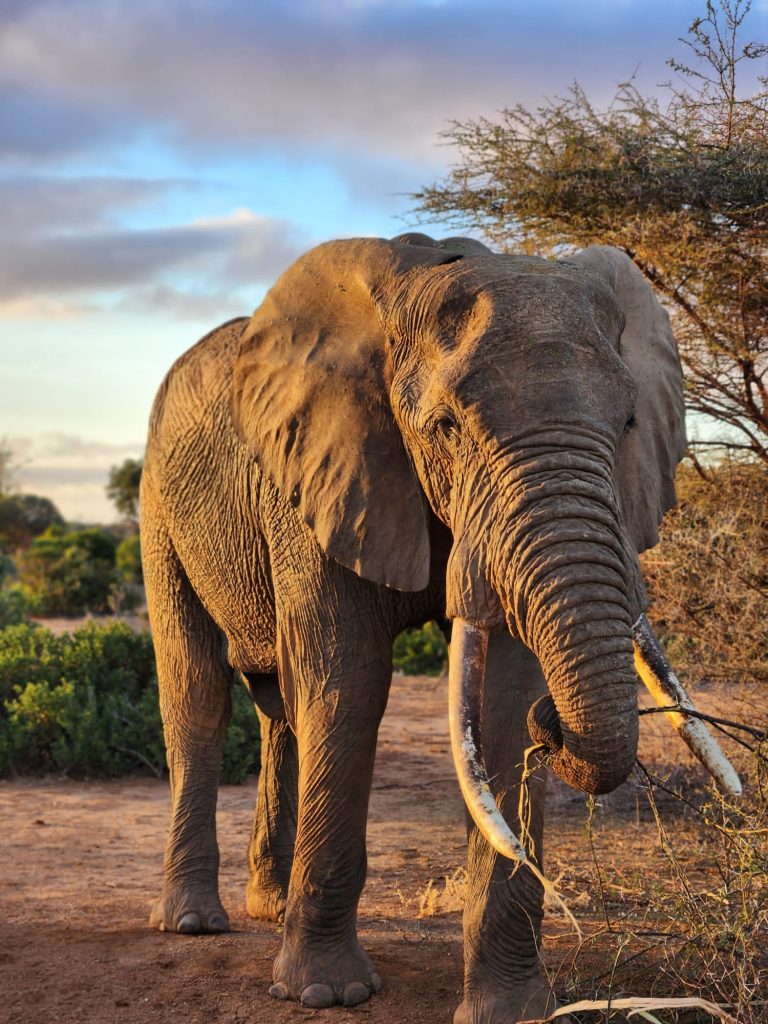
[454,973,566,1024]
[246,873,288,922]
[246,853,291,922]
[149,886,229,935]
[270,935,382,1008]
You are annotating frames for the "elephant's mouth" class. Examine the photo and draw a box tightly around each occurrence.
[448,615,742,870]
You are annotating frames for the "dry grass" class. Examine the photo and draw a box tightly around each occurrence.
[640,460,767,689]
[415,867,467,918]
[584,458,768,1021]
[544,752,768,1024]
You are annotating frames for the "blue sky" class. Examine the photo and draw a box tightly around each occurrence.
[2,0,765,521]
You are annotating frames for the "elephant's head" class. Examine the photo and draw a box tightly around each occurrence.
[232,234,735,857]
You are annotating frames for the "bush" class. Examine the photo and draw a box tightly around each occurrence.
[115,533,142,584]
[0,553,16,585]
[393,621,448,676]
[0,586,30,629]
[18,525,119,616]
[222,684,262,784]
[640,460,767,687]
[0,621,260,782]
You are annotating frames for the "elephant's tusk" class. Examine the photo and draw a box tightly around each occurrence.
[632,614,742,797]
[448,620,581,935]
[448,619,530,864]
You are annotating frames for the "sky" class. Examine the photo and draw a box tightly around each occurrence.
[2,0,766,522]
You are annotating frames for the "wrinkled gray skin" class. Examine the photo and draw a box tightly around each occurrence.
[141,233,685,1024]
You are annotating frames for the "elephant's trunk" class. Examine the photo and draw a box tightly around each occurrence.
[446,439,641,797]
[447,441,742,863]
[494,456,639,794]
[523,600,638,795]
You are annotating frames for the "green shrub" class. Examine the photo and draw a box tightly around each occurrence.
[0,586,30,628]
[18,525,119,616]
[0,553,16,585]
[0,621,261,781]
[393,621,448,676]
[222,682,262,784]
[115,533,142,584]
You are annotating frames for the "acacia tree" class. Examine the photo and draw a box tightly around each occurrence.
[413,0,768,462]
[106,458,143,528]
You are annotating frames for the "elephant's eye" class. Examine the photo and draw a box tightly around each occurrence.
[427,408,460,443]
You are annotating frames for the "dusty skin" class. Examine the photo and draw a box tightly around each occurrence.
[0,671,734,1024]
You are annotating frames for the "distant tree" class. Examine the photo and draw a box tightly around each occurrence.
[18,525,118,616]
[106,458,143,527]
[413,0,768,463]
[0,493,64,552]
[0,439,18,497]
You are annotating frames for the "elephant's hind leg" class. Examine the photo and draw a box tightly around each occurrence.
[245,679,298,922]
[143,512,233,935]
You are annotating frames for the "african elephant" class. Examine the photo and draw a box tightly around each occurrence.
[141,232,737,1024]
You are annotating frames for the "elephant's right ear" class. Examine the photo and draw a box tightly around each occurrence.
[231,237,462,591]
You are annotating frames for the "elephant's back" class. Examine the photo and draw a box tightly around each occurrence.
[147,317,248,453]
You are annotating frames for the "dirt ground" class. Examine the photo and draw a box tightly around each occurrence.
[0,669,751,1024]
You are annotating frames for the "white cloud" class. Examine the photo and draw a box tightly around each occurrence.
[0,0,699,169]
[9,433,145,524]
[0,175,183,235]
[0,192,308,309]
[0,295,95,320]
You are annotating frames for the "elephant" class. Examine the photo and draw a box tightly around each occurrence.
[140,232,738,1024]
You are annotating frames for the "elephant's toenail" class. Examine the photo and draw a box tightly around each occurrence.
[176,912,201,934]
[207,913,228,933]
[269,983,289,1000]
[300,983,335,1008]
[370,972,382,993]
[342,982,371,1006]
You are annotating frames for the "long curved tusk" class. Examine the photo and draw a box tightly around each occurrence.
[448,619,530,864]
[632,614,742,797]
[448,619,581,935]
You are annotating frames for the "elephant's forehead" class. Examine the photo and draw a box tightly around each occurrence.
[405,257,620,349]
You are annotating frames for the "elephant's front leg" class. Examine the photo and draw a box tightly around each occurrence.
[456,634,557,1024]
[269,588,391,1008]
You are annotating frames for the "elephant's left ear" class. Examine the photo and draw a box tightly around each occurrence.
[569,245,686,552]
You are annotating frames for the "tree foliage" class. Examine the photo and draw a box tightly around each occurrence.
[0,439,64,551]
[0,493,64,552]
[413,0,768,462]
[106,458,143,526]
